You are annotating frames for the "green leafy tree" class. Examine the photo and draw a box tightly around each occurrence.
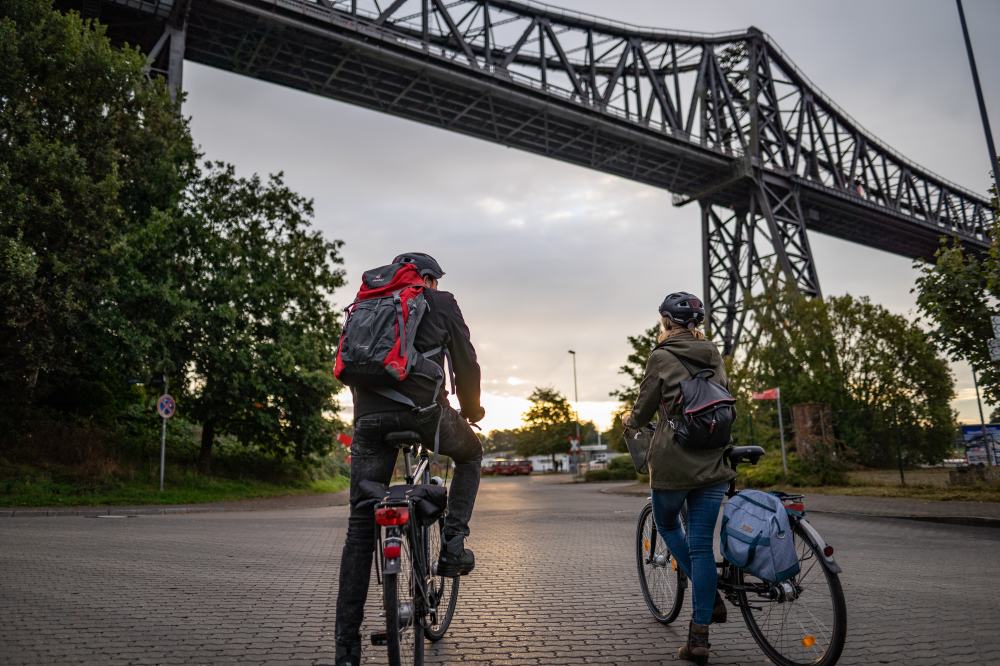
[605,323,660,451]
[484,428,522,454]
[610,323,660,405]
[748,285,955,467]
[178,163,346,471]
[515,386,577,466]
[912,177,999,404]
[0,0,195,419]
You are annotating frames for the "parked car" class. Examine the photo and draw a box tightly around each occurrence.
[483,457,533,476]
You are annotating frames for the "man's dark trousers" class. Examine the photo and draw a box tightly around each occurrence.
[334,405,482,646]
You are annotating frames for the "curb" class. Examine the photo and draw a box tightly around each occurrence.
[805,508,1000,529]
[595,483,1000,528]
[0,492,350,518]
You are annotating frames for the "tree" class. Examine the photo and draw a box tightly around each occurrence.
[178,163,346,471]
[484,428,521,454]
[0,0,195,421]
[515,386,577,465]
[747,285,956,467]
[610,323,660,406]
[912,176,999,404]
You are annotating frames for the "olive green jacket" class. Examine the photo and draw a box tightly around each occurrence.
[624,332,735,491]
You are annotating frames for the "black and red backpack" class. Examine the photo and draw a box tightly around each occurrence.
[334,262,443,407]
[660,348,736,450]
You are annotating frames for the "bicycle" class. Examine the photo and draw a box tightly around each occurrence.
[370,430,460,666]
[635,445,847,666]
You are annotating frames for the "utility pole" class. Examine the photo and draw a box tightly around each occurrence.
[972,367,994,466]
[956,0,1000,201]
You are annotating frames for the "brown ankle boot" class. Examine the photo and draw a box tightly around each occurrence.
[678,621,710,664]
[712,591,727,623]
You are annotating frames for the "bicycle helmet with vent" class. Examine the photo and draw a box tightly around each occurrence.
[659,291,705,327]
[392,252,445,279]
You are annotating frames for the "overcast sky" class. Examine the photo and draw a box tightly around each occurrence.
[182,0,1000,432]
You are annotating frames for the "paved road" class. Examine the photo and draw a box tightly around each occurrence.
[2,476,999,665]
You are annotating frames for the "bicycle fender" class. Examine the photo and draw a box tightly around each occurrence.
[797,518,842,574]
[382,553,402,575]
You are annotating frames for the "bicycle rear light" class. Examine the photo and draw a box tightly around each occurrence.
[383,540,402,559]
[823,545,834,557]
[375,506,410,526]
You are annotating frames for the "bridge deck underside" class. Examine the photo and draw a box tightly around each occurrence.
[72,0,984,261]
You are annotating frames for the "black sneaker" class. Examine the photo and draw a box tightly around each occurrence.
[334,640,361,666]
[437,536,475,577]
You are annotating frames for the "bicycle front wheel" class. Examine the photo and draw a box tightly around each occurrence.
[424,518,460,641]
[384,537,424,666]
[635,501,685,624]
[737,522,847,666]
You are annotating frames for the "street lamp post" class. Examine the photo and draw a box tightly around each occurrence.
[568,350,581,444]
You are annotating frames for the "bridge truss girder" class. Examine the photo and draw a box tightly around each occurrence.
[61,0,997,354]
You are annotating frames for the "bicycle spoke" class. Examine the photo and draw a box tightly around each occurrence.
[739,522,846,666]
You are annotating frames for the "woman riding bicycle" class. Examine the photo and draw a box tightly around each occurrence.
[621,291,734,665]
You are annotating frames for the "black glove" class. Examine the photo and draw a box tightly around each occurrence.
[463,406,486,424]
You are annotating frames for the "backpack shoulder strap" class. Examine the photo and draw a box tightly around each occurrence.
[656,345,697,377]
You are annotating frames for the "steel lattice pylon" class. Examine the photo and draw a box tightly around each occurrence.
[702,178,821,354]
[59,0,997,353]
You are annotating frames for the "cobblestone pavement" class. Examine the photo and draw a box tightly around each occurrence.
[2,476,999,665]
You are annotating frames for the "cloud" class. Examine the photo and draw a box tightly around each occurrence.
[182,0,1000,429]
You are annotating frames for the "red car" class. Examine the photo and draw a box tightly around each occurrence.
[483,458,533,476]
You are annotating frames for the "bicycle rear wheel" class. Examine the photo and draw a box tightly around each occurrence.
[737,522,846,666]
[635,501,685,624]
[384,537,424,666]
[423,518,460,641]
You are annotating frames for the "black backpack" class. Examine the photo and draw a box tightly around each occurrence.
[660,348,736,450]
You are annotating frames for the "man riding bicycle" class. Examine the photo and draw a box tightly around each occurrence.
[334,252,485,666]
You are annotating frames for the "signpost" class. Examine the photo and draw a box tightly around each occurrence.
[753,387,787,476]
[156,390,176,492]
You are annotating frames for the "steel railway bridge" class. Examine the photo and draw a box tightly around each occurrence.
[59,0,996,352]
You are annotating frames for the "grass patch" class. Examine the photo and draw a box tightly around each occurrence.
[791,484,1000,503]
[0,465,348,507]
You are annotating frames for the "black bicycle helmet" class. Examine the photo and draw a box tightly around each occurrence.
[392,252,445,279]
[659,291,705,327]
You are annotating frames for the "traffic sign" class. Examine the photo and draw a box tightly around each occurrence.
[157,394,176,419]
[989,339,1000,362]
[992,316,1000,339]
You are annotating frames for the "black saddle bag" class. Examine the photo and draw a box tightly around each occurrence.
[357,480,447,526]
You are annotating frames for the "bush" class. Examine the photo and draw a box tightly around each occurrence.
[585,457,637,482]
[737,447,848,488]
[608,454,634,472]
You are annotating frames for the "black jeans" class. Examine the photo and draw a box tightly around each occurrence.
[334,406,483,646]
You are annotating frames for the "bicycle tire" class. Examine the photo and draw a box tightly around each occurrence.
[737,522,847,666]
[384,538,424,666]
[635,501,685,624]
[423,518,460,641]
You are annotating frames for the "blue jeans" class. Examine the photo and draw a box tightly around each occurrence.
[652,482,729,625]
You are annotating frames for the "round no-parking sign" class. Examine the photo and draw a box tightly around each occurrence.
[157,394,176,419]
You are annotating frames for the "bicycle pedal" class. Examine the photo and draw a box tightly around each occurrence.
[370,631,388,646]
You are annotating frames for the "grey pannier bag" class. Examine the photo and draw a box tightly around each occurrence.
[721,489,800,583]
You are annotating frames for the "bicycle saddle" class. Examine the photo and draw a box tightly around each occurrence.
[385,431,422,446]
[727,445,765,466]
